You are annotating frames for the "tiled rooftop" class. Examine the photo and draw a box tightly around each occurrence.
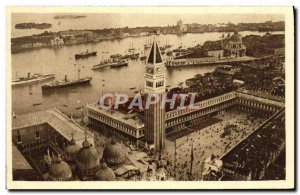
[12,108,93,144]
[12,145,33,170]
[87,104,144,129]
[236,88,285,103]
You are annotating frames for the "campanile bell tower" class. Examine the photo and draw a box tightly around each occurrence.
[144,37,166,151]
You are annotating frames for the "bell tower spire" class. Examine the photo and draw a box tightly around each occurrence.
[144,36,166,152]
[144,36,166,94]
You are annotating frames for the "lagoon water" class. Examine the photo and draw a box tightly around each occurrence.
[11,31,284,116]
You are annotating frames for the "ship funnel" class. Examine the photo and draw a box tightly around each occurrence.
[65,75,67,82]
[28,73,30,78]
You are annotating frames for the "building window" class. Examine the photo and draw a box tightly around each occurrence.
[146,81,153,87]
[156,81,164,88]
[35,131,40,139]
[17,134,22,144]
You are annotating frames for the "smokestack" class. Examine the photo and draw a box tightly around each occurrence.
[27,73,30,78]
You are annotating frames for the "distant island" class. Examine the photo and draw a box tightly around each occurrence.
[11,20,284,54]
[54,14,86,19]
[15,23,52,29]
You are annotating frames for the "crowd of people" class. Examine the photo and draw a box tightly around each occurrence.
[162,109,266,181]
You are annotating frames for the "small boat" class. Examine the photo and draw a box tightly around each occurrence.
[144,39,151,49]
[165,44,173,49]
[166,51,173,56]
[128,48,135,52]
[75,49,97,60]
[110,60,128,68]
[144,44,151,49]
[134,90,139,93]
[111,63,128,68]
[140,56,147,60]
[130,87,136,90]
[173,46,185,53]
[164,39,172,49]
[130,53,139,60]
[33,103,42,106]
[159,46,166,51]
[62,104,68,107]
[128,43,135,52]
[110,54,122,59]
[174,51,192,59]
[92,59,128,70]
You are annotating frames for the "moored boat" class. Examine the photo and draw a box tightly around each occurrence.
[42,69,91,90]
[42,76,92,90]
[144,44,151,49]
[92,59,128,70]
[166,50,173,56]
[110,61,128,68]
[75,49,97,59]
[12,73,55,86]
[140,56,147,60]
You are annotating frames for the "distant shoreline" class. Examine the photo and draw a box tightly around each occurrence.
[53,14,86,19]
[11,20,285,54]
[15,22,52,30]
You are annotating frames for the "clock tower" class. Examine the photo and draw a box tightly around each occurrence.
[144,37,166,152]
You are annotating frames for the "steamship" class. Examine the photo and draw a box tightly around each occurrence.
[12,73,55,87]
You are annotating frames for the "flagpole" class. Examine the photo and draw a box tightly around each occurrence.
[174,139,177,179]
[190,141,194,179]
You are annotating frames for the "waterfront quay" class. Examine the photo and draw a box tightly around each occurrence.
[165,56,257,67]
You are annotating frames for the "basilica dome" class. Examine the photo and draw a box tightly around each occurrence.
[94,162,115,181]
[76,139,100,172]
[102,139,128,166]
[229,32,242,43]
[48,156,72,181]
[64,137,81,162]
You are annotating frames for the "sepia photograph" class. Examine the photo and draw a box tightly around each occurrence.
[6,6,294,190]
